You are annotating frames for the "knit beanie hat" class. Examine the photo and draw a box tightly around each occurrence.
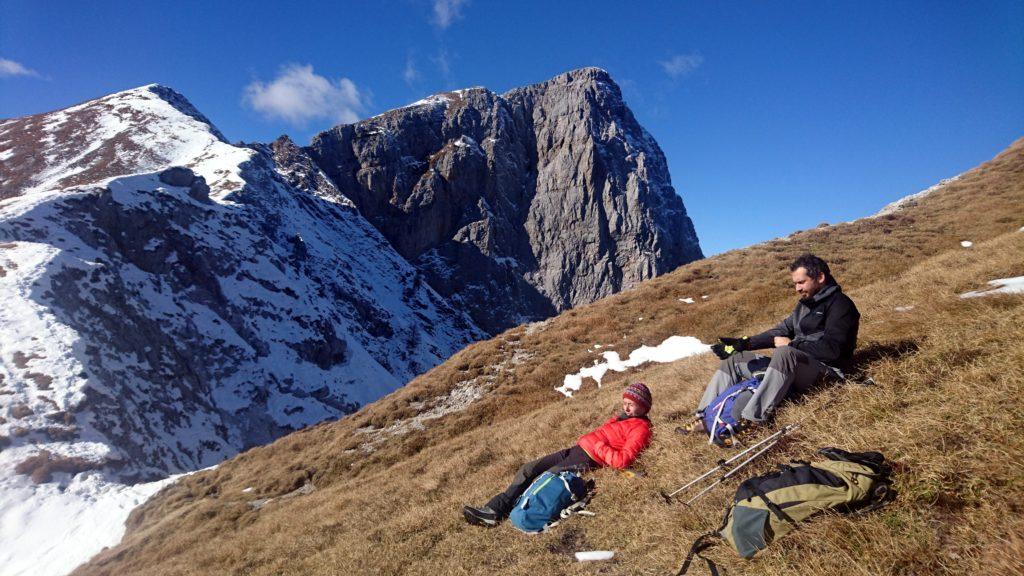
[622,382,652,412]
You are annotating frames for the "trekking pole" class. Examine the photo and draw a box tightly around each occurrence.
[661,424,795,503]
[682,424,797,505]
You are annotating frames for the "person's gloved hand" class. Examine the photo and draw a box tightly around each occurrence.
[711,336,749,359]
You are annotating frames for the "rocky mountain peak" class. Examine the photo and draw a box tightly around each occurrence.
[510,66,616,91]
[307,68,702,333]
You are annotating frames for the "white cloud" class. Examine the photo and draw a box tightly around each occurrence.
[0,58,40,78]
[660,53,703,79]
[433,49,452,80]
[433,0,469,29]
[243,64,368,126]
[403,55,421,86]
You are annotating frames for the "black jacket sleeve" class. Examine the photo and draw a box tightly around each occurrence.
[747,312,795,350]
[790,295,860,366]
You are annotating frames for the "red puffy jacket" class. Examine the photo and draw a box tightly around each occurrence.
[577,415,652,469]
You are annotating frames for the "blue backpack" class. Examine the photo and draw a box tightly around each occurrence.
[508,471,590,533]
[702,376,763,446]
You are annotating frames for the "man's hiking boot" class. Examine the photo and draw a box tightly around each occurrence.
[674,417,707,436]
[721,423,757,447]
[463,505,500,527]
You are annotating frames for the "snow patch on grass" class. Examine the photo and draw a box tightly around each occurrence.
[959,276,1024,299]
[557,336,709,397]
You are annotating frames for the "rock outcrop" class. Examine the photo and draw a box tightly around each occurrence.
[308,68,702,333]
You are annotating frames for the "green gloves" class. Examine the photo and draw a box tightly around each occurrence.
[711,336,749,360]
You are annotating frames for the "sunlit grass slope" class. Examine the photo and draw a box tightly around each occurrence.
[77,138,1024,575]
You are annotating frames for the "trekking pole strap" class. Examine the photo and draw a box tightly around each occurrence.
[676,505,731,575]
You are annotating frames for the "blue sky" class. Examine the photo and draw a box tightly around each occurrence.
[2,0,1022,256]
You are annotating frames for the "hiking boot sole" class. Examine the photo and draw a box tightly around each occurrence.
[462,506,498,527]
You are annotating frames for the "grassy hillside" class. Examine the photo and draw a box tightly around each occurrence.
[76,138,1024,575]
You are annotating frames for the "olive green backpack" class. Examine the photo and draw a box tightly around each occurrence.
[678,447,894,575]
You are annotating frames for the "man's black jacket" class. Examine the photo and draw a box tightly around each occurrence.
[747,283,860,370]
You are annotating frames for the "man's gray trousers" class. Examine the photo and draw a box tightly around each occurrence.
[697,347,828,423]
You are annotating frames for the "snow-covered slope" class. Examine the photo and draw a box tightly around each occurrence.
[0,84,240,199]
[0,85,483,575]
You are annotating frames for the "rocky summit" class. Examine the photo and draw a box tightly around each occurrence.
[308,67,702,333]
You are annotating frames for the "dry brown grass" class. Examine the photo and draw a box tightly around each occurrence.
[76,138,1024,575]
[14,450,101,483]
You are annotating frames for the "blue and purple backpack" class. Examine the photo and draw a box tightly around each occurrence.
[702,376,762,446]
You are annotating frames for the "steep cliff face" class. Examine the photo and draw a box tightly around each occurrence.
[308,68,702,333]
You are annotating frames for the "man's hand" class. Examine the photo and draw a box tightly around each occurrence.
[774,336,792,347]
[711,336,748,359]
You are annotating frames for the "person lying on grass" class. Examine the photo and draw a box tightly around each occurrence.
[680,253,860,443]
[463,382,653,527]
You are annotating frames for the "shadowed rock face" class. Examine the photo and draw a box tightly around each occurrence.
[307,68,703,334]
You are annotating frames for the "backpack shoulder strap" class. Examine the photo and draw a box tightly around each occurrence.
[676,533,721,576]
[740,478,799,527]
[676,501,732,575]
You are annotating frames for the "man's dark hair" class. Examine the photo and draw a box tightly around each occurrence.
[790,254,833,283]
